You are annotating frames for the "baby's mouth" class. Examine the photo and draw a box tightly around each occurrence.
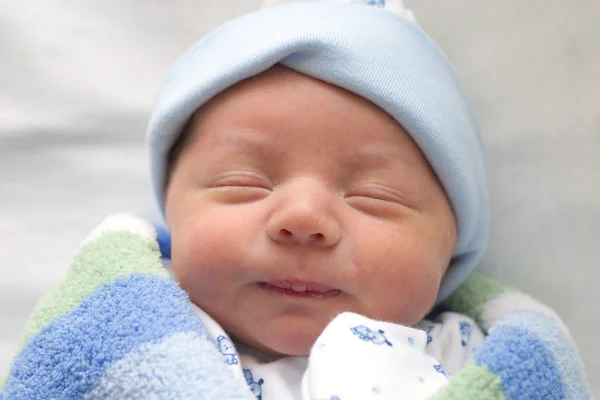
[261,279,341,298]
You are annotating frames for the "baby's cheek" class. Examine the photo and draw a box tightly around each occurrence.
[358,237,443,324]
[172,229,228,297]
[374,267,439,325]
[175,259,228,311]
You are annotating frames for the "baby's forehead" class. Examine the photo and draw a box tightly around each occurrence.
[180,67,428,170]
[187,67,416,144]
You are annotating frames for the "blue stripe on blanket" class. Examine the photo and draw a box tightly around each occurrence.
[473,315,563,399]
[83,331,253,399]
[4,274,209,400]
[490,310,589,400]
[474,309,588,400]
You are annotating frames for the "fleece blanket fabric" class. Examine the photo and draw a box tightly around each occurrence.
[0,214,590,399]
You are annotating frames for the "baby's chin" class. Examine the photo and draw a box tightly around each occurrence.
[230,317,327,357]
[225,308,434,357]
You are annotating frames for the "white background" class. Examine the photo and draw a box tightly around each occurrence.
[1,0,598,395]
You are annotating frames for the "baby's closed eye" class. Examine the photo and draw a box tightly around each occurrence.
[210,170,273,189]
[344,183,422,216]
[206,170,273,203]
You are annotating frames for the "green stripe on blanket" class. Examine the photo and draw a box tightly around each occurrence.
[22,230,167,344]
[443,274,515,328]
[430,361,506,400]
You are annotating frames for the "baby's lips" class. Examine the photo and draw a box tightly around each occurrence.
[265,279,334,293]
[261,279,342,297]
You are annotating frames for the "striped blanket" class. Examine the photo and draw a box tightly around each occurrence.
[1,214,590,399]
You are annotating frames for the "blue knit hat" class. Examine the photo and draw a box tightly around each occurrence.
[147,0,489,302]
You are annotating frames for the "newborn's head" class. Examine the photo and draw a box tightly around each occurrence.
[147,1,488,357]
[165,65,457,356]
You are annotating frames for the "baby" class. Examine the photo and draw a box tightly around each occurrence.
[148,0,488,398]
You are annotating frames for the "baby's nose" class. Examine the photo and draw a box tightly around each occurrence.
[276,224,330,246]
[267,188,341,248]
[269,216,340,247]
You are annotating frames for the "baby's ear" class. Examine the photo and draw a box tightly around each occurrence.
[151,222,172,259]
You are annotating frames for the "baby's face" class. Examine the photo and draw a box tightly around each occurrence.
[165,66,456,356]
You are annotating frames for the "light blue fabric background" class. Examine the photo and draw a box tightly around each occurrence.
[1,0,598,395]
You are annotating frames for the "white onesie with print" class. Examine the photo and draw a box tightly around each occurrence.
[195,307,485,400]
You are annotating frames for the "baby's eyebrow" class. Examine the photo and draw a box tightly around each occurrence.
[210,130,281,157]
[345,144,419,171]
[209,130,418,171]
